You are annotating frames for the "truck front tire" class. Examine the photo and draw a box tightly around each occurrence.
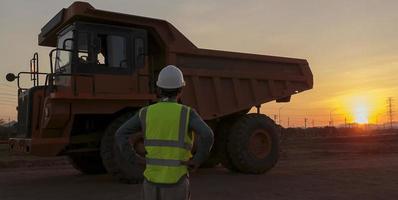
[227,113,280,174]
[100,113,145,183]
[199,145,221,168]
[68,152,107,174]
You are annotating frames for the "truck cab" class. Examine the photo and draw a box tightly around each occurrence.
[52,21,160,93]
[54,22,147,83]
[7,8,169,156]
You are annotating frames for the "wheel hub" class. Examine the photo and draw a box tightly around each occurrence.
[248,129,271,159]
[128,133,146,157]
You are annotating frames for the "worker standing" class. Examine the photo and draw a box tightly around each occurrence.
[116,65,214,200]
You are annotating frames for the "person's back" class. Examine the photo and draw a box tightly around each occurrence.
[142,101,193,184]
[116,65,214,200]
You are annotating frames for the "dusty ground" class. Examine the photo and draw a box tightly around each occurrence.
[1,134,398,200]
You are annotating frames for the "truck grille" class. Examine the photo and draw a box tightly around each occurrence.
[17,90,31,137]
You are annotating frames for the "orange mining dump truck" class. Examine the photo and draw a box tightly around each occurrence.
[5,2,313,182]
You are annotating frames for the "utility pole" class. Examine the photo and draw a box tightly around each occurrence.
[278,106,284,125]
[328,118,331,126]
[7,116,11,139]
[375,114,379,129]
[304,118,307,128]
[388,97,394,129]
[329,109,335,127]
[287,117,290,128]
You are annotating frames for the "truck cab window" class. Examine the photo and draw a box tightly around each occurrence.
[134,38,145,68]
[55,31,73,73]
[77,32,89,63]
[95,34,127,68]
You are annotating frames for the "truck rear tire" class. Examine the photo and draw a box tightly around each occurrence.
[227,113,279,174]
[68,152,107,174]
[100,113,145,184]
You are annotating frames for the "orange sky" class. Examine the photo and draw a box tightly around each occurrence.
[1,0,398,127]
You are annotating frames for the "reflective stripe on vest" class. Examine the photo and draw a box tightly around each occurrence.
[144,140,192,150]
[139,102,193,184]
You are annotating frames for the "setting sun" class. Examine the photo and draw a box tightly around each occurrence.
[332,93,387,125]
[353,103,369,124]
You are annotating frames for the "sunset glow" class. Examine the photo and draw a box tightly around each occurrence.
[353,103,369,124]
[333,93,387,125]
[0,1,397,128]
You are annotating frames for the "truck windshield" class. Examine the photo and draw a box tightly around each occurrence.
[55,31,73,73]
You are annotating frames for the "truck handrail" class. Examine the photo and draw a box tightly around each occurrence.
[29,52,39,86]
[16,71,49,90]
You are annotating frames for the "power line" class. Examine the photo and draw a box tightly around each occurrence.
[0,86,15,91]
[0,94,17,98]
[0,90,17,94]
[0,86,16,92]
[0,99,17,104]
[262,112,347,117]
[0,94,17,99]
[0,83,14,88]
[0,100,17,103]
[0,103,17,107]
[264,107,336,111]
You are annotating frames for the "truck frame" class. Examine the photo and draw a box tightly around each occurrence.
[6,2,313,182]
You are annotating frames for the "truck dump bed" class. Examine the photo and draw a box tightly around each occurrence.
[178,49,313,120]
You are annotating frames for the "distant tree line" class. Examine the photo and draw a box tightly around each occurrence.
[281,126,397,139]
[0,119,17,140]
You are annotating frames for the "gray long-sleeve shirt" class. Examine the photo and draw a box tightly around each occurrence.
[115,101,214,166]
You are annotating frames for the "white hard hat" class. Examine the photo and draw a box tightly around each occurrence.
[156,65,186,89]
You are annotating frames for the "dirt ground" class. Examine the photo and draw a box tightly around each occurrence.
[1,134,398,200]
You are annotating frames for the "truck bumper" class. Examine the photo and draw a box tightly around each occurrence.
[9,137,68,156]
[9,138,32,154]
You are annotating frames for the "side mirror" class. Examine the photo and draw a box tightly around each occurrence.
[6,73,17,82]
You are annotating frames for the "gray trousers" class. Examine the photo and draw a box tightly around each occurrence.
[142,178,190,200]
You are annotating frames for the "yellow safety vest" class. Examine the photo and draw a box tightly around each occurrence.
[139,102,193,184]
